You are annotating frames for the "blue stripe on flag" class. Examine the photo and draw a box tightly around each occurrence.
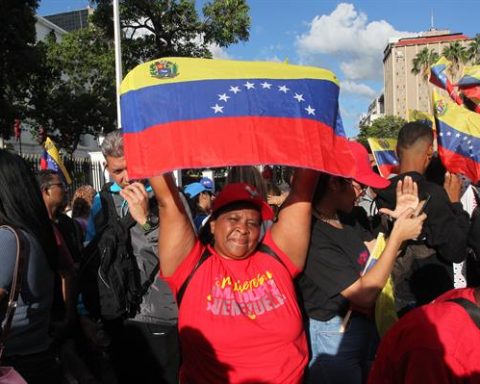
[121,78,343,135]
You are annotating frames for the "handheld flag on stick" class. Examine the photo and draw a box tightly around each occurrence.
[433,91,480,183]
[340,233,398,335]
[120,57,355,179]
[408,109,436,131]
[457,65,480,113]
[367,138,398,178]
[372,233,398,337]
[13,119,21,142]
[40,137,72,184]
[430,57,463,105]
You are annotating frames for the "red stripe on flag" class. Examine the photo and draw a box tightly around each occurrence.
[377,164,398,179]
[123,116,355,179]
[439,145,480,183]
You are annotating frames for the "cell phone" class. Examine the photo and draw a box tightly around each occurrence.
[414,194,431,217]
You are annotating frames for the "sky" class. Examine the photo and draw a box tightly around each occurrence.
[37,0,479,137]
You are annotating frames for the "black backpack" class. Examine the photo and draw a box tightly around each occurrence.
[79,184,156,320]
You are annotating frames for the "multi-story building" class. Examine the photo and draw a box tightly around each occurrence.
[383,29,471,119]
[359,94,385,127]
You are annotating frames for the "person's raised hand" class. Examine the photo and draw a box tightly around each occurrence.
[390,207,427,244]
[379,176,419,219]
[119,181,149,225]
[443,171,462,203]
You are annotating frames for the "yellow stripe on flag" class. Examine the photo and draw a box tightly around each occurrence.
[371,233,398,337]
[44,137,72,184]
[120,57,339,95]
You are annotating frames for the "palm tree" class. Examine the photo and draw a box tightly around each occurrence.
[442,42,469,78]
[411,47,439,81]
[467,34,480,65]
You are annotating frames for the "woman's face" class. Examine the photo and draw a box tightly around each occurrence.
[210,206,262,260]
[335,178,358,213]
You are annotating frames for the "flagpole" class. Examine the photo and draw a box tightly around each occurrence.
[113,0,123,129]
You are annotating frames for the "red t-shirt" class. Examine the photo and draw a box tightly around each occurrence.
[369,288,480,384]
[164,231,308,384]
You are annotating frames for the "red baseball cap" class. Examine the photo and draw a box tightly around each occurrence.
[212,183,274,221]
[349,141,390,189]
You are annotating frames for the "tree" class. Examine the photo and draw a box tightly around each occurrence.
[357,115,407,149]
[91,0,251,73]
[27,28,116,153]
[0,0,39,141]
[467,34,480,65]
[411,47,439,80]
[442,41,468,78]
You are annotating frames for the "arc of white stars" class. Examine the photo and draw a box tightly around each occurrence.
[218,93,230,102]
[261,82,272,89]
[278,85,289,93]
[293,93,305,102]
[305,105,315,115]
[211,104,224,114]
[244,81,255,89]
[229,86,241,94]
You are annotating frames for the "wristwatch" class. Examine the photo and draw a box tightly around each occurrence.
[142,213,159,232]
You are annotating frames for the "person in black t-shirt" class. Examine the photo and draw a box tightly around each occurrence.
[375,122,470,316]
[299,141,426,384]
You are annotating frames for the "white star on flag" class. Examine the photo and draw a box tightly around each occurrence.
[446,131,452,136]
[455,133,460,138]
[293,93,305,102]
[244,81,255,89]
[218,93,230,102]
[211,104,224,114]
[305,105,315,115]
[439,132,444,136]
[229,86,241,94]
[463,136,468,140]
[278,85,289,93]
[261,82,272,89]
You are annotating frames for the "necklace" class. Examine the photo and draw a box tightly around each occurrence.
[312,208,342,227]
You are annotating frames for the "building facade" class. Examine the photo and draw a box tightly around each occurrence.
[359,94,385,127]
[383,29,471,119]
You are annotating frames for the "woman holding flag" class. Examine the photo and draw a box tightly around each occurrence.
[149,168,318,384]
[298,141,427,384]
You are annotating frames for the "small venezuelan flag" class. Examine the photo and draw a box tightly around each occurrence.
[40,137,72,184]
[120,57,355,179]
[367,138,398,178]
[434,91,480,183]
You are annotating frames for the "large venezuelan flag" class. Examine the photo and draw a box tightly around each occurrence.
[434,91,480,183]
[367,138,398,178]
[120,57,354,179]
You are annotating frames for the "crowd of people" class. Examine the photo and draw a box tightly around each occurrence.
[1,121,480,383]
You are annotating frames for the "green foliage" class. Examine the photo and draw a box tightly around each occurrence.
[411,48,439,80]
[467,34,480,65]
[27,27,116,153]
[0,0,39,139]
[357,115,407,149]
[91,0,251,73]
[442,41,469,77]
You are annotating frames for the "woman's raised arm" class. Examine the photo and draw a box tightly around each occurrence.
[149,173,196,276]
[271,168,319,270]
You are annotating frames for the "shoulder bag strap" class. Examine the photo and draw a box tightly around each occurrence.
[0,226,26,360]
[177,247,212,307]
[447,297,480,329]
